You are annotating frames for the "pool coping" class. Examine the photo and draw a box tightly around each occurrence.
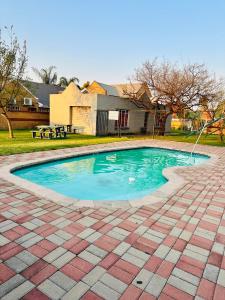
[0,142,218,208]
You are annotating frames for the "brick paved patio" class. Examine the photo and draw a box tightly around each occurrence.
[0,140,225,300]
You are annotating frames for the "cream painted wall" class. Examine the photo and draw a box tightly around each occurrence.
[50,84,172,136]
[50,83,97,135]
[97,95,145,134]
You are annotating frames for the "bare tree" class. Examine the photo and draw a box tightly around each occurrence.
[124,59,224,135]
[0,26,27,138]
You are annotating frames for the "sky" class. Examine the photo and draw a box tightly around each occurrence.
[1,0,225,84]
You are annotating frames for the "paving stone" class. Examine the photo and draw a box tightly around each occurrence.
[183,249,208,263]
[5,257,28,273]
[16,232,37,244]
[107,230,126,241]
[21,235,43,248]
[179,230,192,241]
[86,231,102,243]
[186,244,209,257]
[203,264,219,283]
[55,230,73,241]
[77,217,97,227]
[113,242,130,256]
[62,281,89,300]
[172,267,200,286]
[82,266,106,286]
[43,247,67,263]
[0,274,25,298]
[23,222,38,230]
[79,250,102,265]
[31,218,45,226]
[100,273,127,293]
[165,249,181,264]
[133,269,154,289]
[143,232,162,243]
[78,228,96,239]
[127,247,150,261]
[38,279,66,299]
[52,251,75,268]
[154,245,171,259]
[145,274,167,297]
[91,281,120,300]
[121,252,145,268]
[134,225,148,235]
[14,192,30,199]
[87,245,107,258]
[0,235,10,246]
[49,271,76,291]
[113,227,130,237]
[168,274,197,296]
[2,280,34,300]
[16,250,38,266]
[212,242,224,255]
[47,234,65,245]
[217,269,225,287]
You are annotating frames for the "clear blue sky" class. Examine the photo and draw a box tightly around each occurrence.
[1,0,225,84]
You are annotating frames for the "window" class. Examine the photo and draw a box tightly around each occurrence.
[24,98,32,106]
[115,109,129,129]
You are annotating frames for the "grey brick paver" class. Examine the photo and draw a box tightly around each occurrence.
[168,275,197,296]
[43,247,67,263]
[62,282,89,300]
[86,245,107,258]
[172,268,200,286]
[46,233,65,245]
[0,275,25,298]
[82,266,106,286]
[133,269,154,289]
[38,279,66,299]
[91,281,120,300]
[5,257,28,273]
[122,252,145,268]
[52,251,75,268]
[21,235,43,248]
[2,281,34,300]
[217,269,225,287]
[145,274,167,297]
[78,250,102,265]
[49,271,76,291]
[203,264,219,283]
[16,250,38,266]
[100,273,127,294]
[113,242,130,256]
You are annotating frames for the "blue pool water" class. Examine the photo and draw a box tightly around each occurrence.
[13,148,208,201]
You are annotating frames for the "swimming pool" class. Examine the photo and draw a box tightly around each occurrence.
[13,147,208,201]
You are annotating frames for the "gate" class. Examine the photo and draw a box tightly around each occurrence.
[96,110,108,136]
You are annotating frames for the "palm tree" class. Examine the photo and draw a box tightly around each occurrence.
[58,76,79,88]
[32,66,58,85]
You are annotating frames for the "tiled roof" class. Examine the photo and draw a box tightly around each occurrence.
[22,81,64,107]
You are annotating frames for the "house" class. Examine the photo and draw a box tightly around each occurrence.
[0,81,64,130]
[50,81,172,136]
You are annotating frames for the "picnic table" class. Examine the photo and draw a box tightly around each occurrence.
[31,125,67,139]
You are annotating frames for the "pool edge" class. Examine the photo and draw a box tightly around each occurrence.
[0,142,218,208]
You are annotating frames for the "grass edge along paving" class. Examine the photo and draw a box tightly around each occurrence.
[0,129,224,156]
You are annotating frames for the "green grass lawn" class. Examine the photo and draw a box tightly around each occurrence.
[0,129,224,156]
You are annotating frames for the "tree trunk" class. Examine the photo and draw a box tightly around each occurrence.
[159,114,170,136]
[0,113,14,138]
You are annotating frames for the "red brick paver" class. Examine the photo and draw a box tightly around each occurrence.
[0,140,224,299]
